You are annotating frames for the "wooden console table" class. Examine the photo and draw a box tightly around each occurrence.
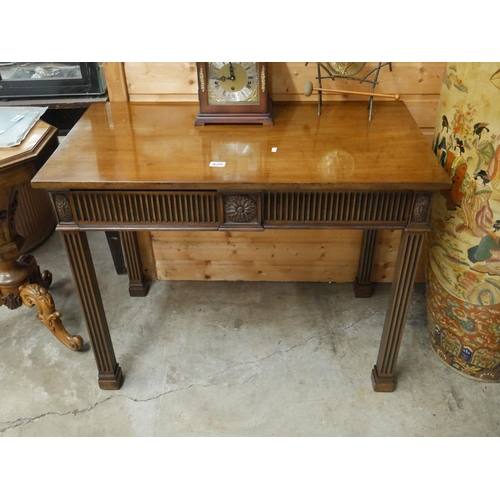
[31,101,451,392]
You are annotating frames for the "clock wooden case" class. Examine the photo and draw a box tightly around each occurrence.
[195,62,273,126]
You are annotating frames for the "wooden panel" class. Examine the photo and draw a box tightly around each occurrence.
[125,62,198,98]
[129,94,198,103]
[137,230,157,282]
[125,62,444,98]
[123,62,445,129]
[269,62,444,98]
[151,229,425,283]
[103,63,129,102]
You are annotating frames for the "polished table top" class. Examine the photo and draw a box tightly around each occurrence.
[32,101,450,192]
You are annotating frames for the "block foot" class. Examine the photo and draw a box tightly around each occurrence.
[98,365,124,390]
[371,365,396,392]
[353,277,375,298]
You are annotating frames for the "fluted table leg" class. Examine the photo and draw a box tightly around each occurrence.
[61,231,123,390]
[353,229,378,298]
[120,231,151,297]
[371,228,425,392]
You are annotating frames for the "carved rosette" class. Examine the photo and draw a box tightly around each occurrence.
[412,194,432,223]
[53,194,73,223]
[225,195,257,223]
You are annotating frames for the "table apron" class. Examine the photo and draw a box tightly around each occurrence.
[48,189,434,231]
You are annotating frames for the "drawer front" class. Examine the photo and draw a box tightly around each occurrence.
[52,191,220,229]
[263,191,414,226]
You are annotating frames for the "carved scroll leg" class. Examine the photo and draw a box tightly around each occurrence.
[19,283,83,351]
[353,229,378,298]
[62,231,124,390]
[371,229,425,392]
[120,231,151,297]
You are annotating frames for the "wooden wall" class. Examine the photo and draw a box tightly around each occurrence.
[104,62,445,283]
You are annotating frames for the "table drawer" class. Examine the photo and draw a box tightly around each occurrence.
[53,191,220,228]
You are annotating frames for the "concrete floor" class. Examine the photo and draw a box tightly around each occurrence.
[1,230,500,437]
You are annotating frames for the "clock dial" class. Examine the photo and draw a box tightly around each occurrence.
[207,62,260,105]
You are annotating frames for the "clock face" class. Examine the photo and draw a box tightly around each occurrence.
[207,62,260,105]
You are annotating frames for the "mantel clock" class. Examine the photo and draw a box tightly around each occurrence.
[195,62,273,125]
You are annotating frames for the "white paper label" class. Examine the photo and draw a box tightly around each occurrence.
[209,161,226,167]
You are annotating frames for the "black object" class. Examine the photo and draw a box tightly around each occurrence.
[0,62,106,99]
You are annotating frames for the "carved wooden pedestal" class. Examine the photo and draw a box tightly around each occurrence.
[0,121,82,351]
